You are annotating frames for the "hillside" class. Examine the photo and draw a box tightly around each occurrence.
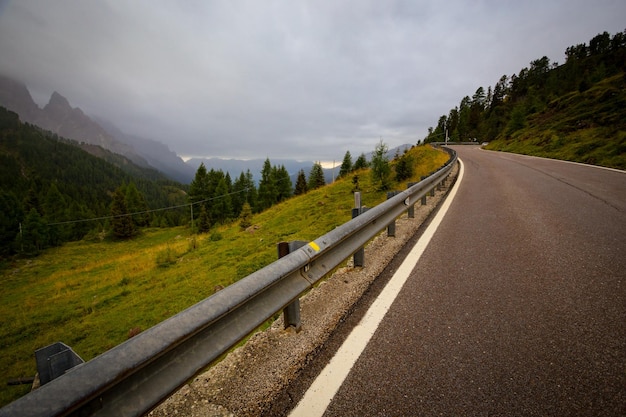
[425,30,626,169]
[0,144,450,407]
[485,73,626,168]
[0,107,188,256]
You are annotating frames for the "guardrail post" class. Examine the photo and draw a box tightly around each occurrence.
[407,182,417,218]
[353,192,365,267]
[35,342,84,386]
[386,191,400,236]
[430,172,436,196]
[420,176,427,205]
[277,241,307,332]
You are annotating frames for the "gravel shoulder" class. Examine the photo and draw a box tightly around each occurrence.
[149,163,458,417]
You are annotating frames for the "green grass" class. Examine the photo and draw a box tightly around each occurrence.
[0,145,449,407]
[486,74,626,170]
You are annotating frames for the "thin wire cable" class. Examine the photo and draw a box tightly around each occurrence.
[46,187,252,226]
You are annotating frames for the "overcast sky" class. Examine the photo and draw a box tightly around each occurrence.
[1,1,624,162]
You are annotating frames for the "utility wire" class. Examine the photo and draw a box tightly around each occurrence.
[46,187,252,226]
[45,164,301,227]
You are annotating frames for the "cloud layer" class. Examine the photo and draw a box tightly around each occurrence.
[1,0,624,161]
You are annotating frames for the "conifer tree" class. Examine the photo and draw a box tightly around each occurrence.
[213,178,233,223]
[0,191,22,256]
[244,170,258,212]
[339,151,353,177]
[308,162,326,190]
[294,169,308,195]
[353,153,369,170]
[110,188,135,239]
[239,202,253,230]
[125,182,150,227]
[197,204,211,233]
[371,140,391,191]
[43,183,68,245]
[275,165,293,202]
[232,171,247,216]
[258,158,277,211]
[394,151,414,181]
[16,208,48,255]
[189,163,209,222]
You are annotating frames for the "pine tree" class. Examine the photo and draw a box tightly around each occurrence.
[110,188,135,239]
[233,170,258,215]
[294,169,308,195]
[258,158,277,211]
[197,204,211,233]
[43,183,68,245]
[275,165,293,202]
[189,163,209,223]
[339,151,353,177]
[0,191,22,256]
[353,153,368,170]
[232,171,247,217]
[244,170,258,212]
[395,152,414,181]
[239,202,253,230]
[213,178,233,224]
[308,162,326,190]
[125,182,150,227]
[16,208,48,255]
[371,140,391,191]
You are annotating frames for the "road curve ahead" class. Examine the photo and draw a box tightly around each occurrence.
[295,146,626,416]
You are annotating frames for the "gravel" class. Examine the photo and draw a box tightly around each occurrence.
[148,164,458,417]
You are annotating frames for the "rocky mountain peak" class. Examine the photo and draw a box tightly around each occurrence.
[44,91,73,117]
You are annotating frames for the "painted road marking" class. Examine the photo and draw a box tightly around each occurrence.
[289,159,465,417]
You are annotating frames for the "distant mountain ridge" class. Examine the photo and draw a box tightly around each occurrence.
[0,75,146,164]
[0,74,416,185]
[0,75,195,183]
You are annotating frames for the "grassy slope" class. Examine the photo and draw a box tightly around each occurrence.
[486,74,626,170]
[0,145,449,407]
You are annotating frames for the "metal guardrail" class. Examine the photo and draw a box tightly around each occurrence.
[0,148,457,417]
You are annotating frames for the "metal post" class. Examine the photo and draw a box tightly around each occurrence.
[386,191,399,237]
[420,176,427,205]
[277,241,306,332]
[353,192,364,267]
[407,182,417,218]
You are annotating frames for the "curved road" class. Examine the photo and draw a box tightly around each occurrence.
[283,146,626,416]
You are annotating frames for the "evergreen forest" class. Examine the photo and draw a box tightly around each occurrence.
[0,107,189,256]
[424,30,626,169]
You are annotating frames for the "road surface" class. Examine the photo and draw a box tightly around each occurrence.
[279,146,626,416]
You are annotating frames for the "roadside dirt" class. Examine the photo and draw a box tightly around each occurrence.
[148,163,458,417]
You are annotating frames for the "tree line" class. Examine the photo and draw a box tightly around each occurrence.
[187,141,421,234]
[0,107,189,256]
[424,30,626,143]
[187,157,342,232]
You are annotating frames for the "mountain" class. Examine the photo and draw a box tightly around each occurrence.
[0,106,188,255]
[0,75,194,183]
[95,118,196,184]
[0,75,149,166]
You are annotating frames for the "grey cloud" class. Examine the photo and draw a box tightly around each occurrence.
[1,0,624,162]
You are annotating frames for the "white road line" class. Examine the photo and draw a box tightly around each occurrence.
[289,159,466,417]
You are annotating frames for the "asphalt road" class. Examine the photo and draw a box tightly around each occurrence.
[281,147,626,416]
